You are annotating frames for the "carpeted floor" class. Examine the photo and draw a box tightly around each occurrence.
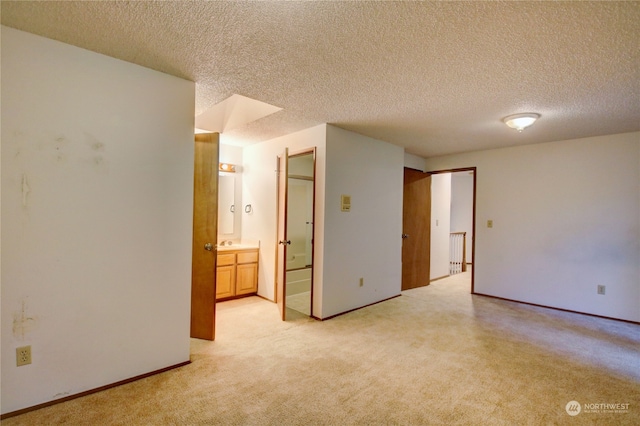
[3,270,639,425]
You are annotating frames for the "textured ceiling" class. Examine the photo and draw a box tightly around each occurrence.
[2,1,639,157]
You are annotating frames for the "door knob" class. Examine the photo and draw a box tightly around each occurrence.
[204,243,214,251]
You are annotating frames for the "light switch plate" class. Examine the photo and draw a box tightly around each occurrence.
[341,194,351,212]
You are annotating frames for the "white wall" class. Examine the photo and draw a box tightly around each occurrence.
[430,173,452,279]
[404,152,426,171]
[425,132,640,322]
[322,126,404,318]
[451,172,474,263]
[1,27,195,414]
[242,124,403,319]
[241,125,327,316]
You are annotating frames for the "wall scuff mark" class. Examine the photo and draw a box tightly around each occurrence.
[83,131,109,173]
[22,174,31,208]
[13,300,36,340]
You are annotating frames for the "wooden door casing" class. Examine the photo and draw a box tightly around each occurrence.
[276,149,289,320]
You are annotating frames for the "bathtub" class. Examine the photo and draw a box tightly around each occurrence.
[286,267,311,295]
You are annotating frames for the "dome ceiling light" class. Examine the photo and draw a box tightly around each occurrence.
[503,113,540,132]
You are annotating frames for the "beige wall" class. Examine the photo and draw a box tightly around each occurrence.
[241,125,327,313]
[1,27,195,413]
[322,126,404,318]
[241,124,404,318]
[425,132,640,321]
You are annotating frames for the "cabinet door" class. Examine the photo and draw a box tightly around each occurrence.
[236,263,258,295]
[216,265,236,299]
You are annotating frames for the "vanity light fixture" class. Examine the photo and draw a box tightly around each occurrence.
[502,113,540,132]
[219,162,236,173]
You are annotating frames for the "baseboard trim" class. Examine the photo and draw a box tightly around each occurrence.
[430,275,450,282]
[473,292,640,325]
[321,294,401,321]
[255,294,275,303]
[0,360,191,420]
[216,292,258,302]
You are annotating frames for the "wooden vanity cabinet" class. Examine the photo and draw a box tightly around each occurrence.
[215,253,236,299]
[216,249,258,300]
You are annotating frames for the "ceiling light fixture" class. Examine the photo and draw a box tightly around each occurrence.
[502,113,540,132]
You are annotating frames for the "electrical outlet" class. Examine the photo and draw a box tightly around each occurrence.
[597,285,606,295]
[359,277,364,287]
[16,346,31,366]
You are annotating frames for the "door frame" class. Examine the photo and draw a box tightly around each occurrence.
[426,167,476,293]
[289,148,317,318]
[275,149,289,320]
[275,147,317,319]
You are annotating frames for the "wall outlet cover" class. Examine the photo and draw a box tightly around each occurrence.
[16,346,32,366]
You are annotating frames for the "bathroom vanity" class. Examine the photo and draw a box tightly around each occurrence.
[216,246,259,300]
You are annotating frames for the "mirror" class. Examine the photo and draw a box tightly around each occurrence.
[218,175,235,235]
[286,178,313,270]
[285,151,315,317]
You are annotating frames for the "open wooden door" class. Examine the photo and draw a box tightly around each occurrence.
[276,149,289,320]
[190,133,219,340]
[402,168,431,290]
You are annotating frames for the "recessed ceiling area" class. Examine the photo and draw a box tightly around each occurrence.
[195,94,282,146]
[1,1,639,157]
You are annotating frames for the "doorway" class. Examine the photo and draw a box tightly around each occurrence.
[430,168,476,292]
[276,148,317,320]
[401,167,476,293]
[449,170,474,279]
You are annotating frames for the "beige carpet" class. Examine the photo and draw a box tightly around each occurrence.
[3,270,639,425]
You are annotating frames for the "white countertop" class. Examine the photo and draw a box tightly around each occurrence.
[217,244,259,252]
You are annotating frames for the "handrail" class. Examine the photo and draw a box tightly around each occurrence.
[449,232,467,274]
